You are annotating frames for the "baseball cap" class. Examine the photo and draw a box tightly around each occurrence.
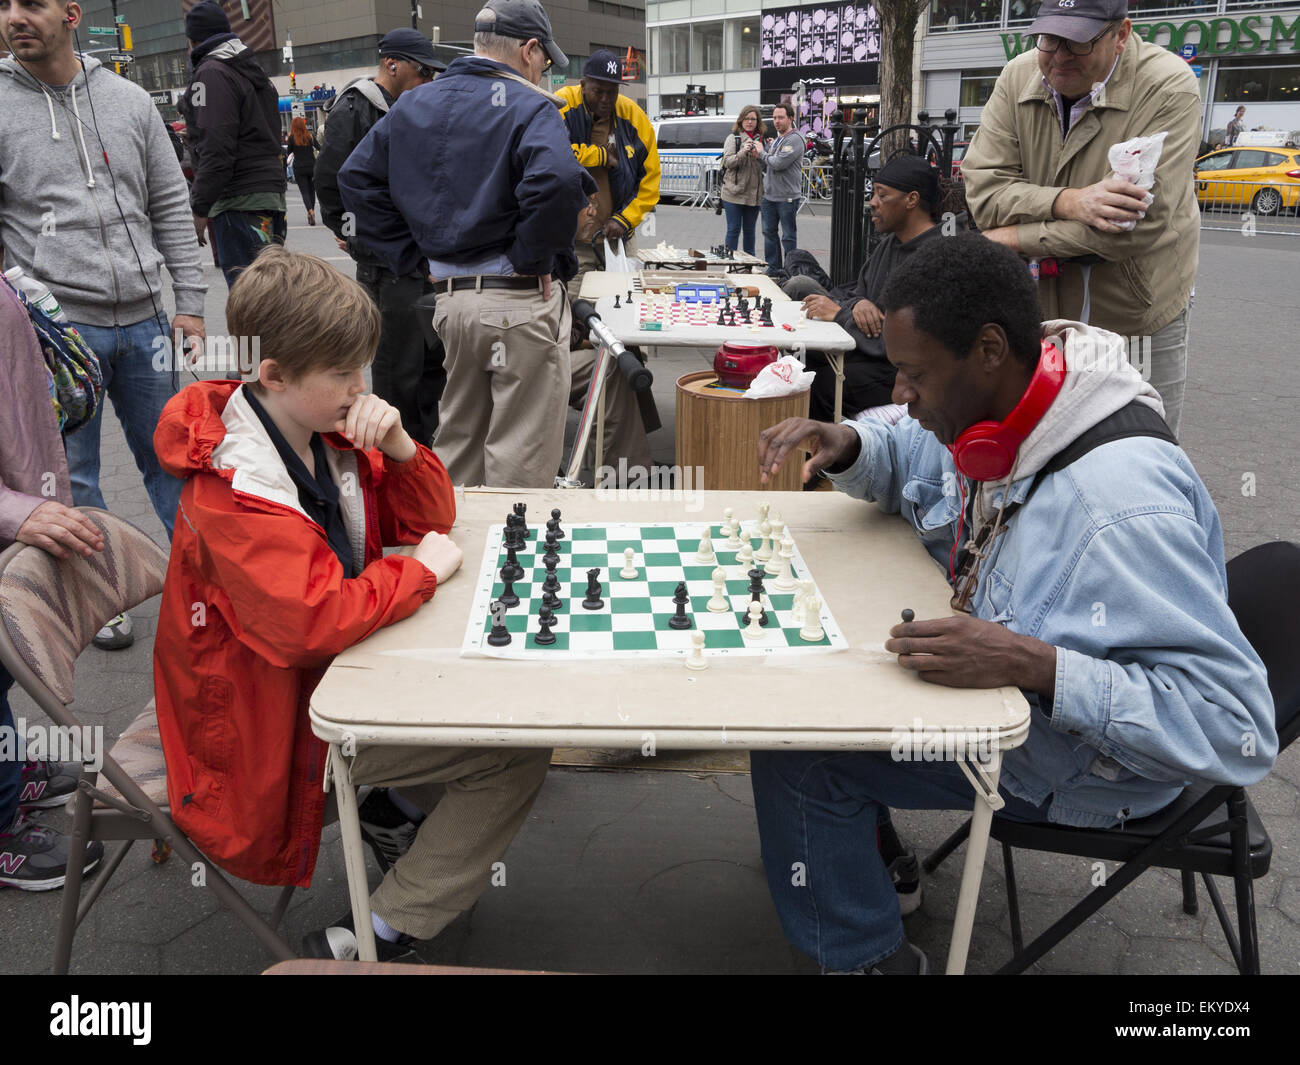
[583,49,623,84]
[474,0,568,70]
[1028,0,1129,42]
[378,29,445,72]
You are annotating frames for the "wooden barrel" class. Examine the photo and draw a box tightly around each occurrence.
[675,370,810,492]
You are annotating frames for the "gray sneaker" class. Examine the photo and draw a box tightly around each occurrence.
[92,613,134,651]
[0,812,104,891]
[888,851,923,916]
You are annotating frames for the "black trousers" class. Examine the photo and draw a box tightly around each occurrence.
[806,349,897,424]
[295,170,316,212]
[355,264,446,447]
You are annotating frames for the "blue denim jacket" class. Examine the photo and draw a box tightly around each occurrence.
[829,416,1278,828]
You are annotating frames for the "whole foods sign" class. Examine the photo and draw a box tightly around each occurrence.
[1001,13,1300,60]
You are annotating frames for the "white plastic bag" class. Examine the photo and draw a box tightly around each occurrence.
[1107,131,1165,231]
[604,237,631,273]
[743,355,816,398]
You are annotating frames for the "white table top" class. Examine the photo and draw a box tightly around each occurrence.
[310,490,1030,752]
[579,270,791,304]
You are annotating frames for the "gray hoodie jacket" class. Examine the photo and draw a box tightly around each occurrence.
[0,55,205,327]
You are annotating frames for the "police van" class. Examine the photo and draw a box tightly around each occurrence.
[654,115,742,202]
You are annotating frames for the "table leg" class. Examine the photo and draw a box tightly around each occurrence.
[827,352,845,424]
[328,742,377,962]
[947,747,1005,975]
[595,361,607,477]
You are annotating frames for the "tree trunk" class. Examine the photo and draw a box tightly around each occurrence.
[876,0,924,155]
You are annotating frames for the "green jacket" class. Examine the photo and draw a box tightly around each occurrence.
[963,35,1201,336]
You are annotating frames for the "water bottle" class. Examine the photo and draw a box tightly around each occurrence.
[4,266,67,322]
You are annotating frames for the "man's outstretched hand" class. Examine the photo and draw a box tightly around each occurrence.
[885,613,1057,697]
[757,417,860,485]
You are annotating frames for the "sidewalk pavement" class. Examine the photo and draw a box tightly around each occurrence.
[1,203,1295,974]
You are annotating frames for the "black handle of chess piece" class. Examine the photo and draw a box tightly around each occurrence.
[571,299,654,393]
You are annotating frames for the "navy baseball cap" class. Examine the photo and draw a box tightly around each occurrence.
[474,0,568,69]
[583,49,623,84]
[1029,0,1129,42]
[379,29,445,71]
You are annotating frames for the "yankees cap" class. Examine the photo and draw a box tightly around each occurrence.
[583,49,623,84]
[1028,0,1129,42]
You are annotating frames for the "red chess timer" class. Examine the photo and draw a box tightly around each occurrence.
[714,341,779,388]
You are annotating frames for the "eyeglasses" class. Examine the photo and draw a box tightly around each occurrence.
[524,39,554,72]
[1034,22,1117,56]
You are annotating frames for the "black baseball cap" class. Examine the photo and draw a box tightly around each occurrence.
[378,29,445,71]
[1028,0,1129,42]
[474,0,568,69]
[583,49,623,84]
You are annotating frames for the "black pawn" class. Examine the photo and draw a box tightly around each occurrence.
[901,608,915,624]
[499,569,520,608]
[533,607,557,646]
[487,601,512,647]
[717,305,727,326]
[513,502,528,539]
[747,567,769,626]
[550,508,565,539]
[627,289,634,304]
[582,568,604,610]
[541,570,562,611]
[542,529,560,569]
[503,541,523,582]
[546,517,560,540]
[613,293,621,308]
[669,581,692,629]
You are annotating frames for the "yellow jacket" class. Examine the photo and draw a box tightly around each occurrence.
[556,84,660,233]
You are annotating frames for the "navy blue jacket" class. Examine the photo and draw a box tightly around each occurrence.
[337,57,596,278]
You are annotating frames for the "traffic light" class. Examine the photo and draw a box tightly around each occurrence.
[121,24,132,50]
[289,70,296,89]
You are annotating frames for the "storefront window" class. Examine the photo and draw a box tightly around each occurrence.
[734,16,760,68]
[652,24,691,74]
[693,21,725,71]
[1125,0,1215,15]
[1215,61,1300,103]
[929,0,1003,32]
[960,68,1001,107]
[1222,0,1297,9]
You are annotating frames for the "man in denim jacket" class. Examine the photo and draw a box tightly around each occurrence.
[753,235,1276,974]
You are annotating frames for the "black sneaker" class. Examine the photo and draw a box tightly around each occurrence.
[357,787,419,873]
[302,911,418,963]
[0,812,104,891]
[92,613,134,651]
[867,941,929,975]
[888,851,923,917]
[19,759,81,810]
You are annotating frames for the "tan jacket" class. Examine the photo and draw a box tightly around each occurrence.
[720,131,764,206]
[963,36,1201,336]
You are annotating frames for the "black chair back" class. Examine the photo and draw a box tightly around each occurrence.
[1226,541,1300,751]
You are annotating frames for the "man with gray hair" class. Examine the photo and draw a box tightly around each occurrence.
[339,0,595,488]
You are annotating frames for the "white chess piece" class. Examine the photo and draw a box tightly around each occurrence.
[723,508,742,549]
[773,536,797,591]
[685,630,707,670]
[695,528,716,564]
[742,600,766,640]
[790,586,806,626]
[736,523,755,567]
[620,548,638,579]
[755,519,773,562]
[769,517,785,546]
[756,502,770,529]
[707,567,730,612]
[799,594,825,642]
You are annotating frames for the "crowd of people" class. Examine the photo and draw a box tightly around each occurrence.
[0,0,1281,975]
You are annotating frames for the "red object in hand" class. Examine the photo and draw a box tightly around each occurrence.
[1039,258,1060,278]
[714,341,779,388]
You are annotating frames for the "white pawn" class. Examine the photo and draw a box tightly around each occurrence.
[707,567,730,612]
[723,508,742,550]
[736,523,755,567]
[685,630,707,670]
[799,593,825,642]
[754,519,773,562]
[742,600,766,641]
[773,535,797,591]
[620,548,638,579]
[695,528,716,564]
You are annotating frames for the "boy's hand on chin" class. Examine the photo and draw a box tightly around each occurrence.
[339,394,416,462]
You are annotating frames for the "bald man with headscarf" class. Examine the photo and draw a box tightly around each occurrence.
[783,156,942,422]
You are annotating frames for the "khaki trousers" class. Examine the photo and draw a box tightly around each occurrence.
[349,744,552,940]
[431,282,571,488]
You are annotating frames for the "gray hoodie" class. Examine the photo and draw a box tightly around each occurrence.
[0,55,205,327]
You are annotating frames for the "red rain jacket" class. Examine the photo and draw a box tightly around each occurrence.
[152,381,454,886]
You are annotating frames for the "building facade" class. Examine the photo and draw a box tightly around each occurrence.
[76,0,648,125]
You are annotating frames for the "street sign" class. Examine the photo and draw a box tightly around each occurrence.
[107,52,134,64]
[87,26,117,35]
[1190,63,1203,77]
[1180,43,1196,58]
[115,13,125,22]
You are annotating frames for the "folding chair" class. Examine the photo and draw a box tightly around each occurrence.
[0,508,297,972]
[922,541,1300,974]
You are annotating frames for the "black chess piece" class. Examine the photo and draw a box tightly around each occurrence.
[487,600,512,647]
[582,568,604,610]
[627,289,634,304]
[541,569,562,611]
[550,508,565,539]
[717,306,727,326]
[760,299,773,327]
[901,608,915,624]
[747,566,769,626]
[542,530,560,569]
[669,581,692,629]
[503,541,523,582]
[513,502,528,539]
[613,293,621,308]
[499,569,520,608]
[533,606,557,646]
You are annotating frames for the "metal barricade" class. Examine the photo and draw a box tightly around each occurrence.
[658,154,716,208]
[1195,176,1300,236]
[799,159,833,213]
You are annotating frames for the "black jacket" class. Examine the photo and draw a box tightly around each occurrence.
[179,36,286,216]
[315,79,393,269]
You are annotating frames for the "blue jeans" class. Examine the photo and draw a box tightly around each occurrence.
[64,312,181,539]
[761,198,798,272]
[723,201,760,256]
[209,209,287,289]
[749,749,1051,972]
[1,664,17,830]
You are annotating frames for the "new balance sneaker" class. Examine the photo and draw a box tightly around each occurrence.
[0,812,104,891]
[92,613,134,651]
[302,911,418,963]
[357,787,419,873]
[868,940,929,975]
[888,850,923,917]
[18,759,82,810]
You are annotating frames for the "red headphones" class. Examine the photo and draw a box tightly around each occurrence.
[947,339,1066,482]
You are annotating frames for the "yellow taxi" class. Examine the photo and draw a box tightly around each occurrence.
[1194,146,1300,215]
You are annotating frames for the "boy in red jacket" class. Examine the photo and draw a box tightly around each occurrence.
[152,248,550,960]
